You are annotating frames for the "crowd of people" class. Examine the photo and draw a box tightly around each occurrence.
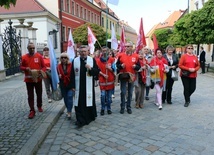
[20,42,201,128]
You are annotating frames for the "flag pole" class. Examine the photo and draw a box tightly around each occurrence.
[106,0,108,47]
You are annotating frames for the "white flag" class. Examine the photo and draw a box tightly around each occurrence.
[108,0,119,5]
[87,26,97,54]
[111,24,118,50]
[67,29,75,61]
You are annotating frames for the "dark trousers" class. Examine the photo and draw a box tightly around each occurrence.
[181,77,196,103]
[200,61,205,73]
[26,81,43,111]
[162,76,174,102]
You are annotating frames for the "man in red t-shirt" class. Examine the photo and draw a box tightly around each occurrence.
[20,42,46,119]
[116,42,140,114]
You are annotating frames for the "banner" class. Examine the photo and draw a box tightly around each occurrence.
[119,27,125,53]
[67,29,75,61]
[135,18,147,53]
[88,26,97,54]
[48,36,59,91]
[152,34,158,54]
[111,24,118,50]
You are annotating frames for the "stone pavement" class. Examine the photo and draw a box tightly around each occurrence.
[36,72,214,155]
[0,73,65,155]
[0,71,214,155]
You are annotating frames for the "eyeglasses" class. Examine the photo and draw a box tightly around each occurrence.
[61,57,67,59]
[29,48,35,50]
[187,47,193,49]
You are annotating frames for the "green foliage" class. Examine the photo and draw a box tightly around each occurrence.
[73,23,107,49]
[152,28,173,50]
[0,0,16,9]
[173,0,214,46]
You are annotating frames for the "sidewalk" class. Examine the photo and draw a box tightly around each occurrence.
[0,73,65,155]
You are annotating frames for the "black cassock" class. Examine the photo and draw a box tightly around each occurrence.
[71,57,99,126]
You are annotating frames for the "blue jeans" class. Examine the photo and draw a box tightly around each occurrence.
[61,89,73,113]
[100,90,112,110]
[120,80,134,110]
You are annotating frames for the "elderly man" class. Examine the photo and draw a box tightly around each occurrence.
[71,45,99,127]
[116,42,140,114]
[20,42,46,119]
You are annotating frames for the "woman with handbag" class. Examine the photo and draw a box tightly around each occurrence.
[57,53,74,119]
[42,47,53,103]
[150,48,169,110]
[162,45,179,104]
[178,44,200,107]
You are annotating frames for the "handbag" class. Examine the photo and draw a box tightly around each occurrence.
[181,70,190,77]
[171,70,178,81]
[119,73,130,80]
[52,86,62,101]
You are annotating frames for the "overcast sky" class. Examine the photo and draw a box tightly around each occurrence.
[108,0,188,34]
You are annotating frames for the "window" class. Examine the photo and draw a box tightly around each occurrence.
[84,9,87,20]
[91,12,93,23]
[107,19,108,29]
[195,1,199,10]
[80,6,83,18]
[76,4,79,17]
[71,1,74,15]
[88,11,90,21]
[53,31,58,49]
[61,0,65,11]
[95,14,97,24]
[110,21,112,30]
[62,26,66,42]
[68,27,71,38]
[66,0,70,13]
[97,16,100,25]
[101,17,104,27]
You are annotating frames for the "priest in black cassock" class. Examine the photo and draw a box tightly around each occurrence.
[71,45,99,128]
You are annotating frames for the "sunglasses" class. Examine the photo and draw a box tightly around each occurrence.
[29,48,35,50]
[61,57,67,59]
[187,47,193,49]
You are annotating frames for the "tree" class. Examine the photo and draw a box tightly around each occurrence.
[73,23,106,49]
[152,28,173,50]
[0,0,16,9]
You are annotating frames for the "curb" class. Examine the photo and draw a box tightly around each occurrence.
[17,101,65,155]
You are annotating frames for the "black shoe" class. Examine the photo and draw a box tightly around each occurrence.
[107,110,112,114]
[145,96,149,100]
[184,102,189,107]
[120,109,124,114]
[127,109,132,114]
[167,101,172,104]
[100,110,104,116]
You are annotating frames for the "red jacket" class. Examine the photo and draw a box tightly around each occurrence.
[96,57,115,90]
[20,53,46,82]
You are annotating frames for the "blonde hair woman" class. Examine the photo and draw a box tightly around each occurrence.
[57,52,74,119]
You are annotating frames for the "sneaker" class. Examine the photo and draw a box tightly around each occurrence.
[48,99,52,103]
[28,111,35,119]
[145,96,149,100]
[120,109,124,114]
[67,113,71,120]
[38,107,43,112]
[107,110,112,114]
[184,102,189,107]
[112,94,115,98]
[159,105,162,110]
[127,109,132,114]
[100,110,104,116]
[155,102,159,106]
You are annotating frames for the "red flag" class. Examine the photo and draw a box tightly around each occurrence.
[135,18,146,53]
[88,26,97,54]
[119,27,126,53]
[152,34,158,54]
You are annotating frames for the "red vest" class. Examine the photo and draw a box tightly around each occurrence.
[96,57,115,90]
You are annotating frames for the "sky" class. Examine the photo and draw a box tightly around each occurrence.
[108,0,188,34]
